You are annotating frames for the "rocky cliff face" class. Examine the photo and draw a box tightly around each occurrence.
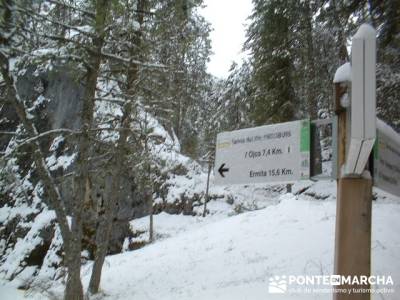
[0,62,206,286]
[0,63,143,283]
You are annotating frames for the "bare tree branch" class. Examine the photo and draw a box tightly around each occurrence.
[46,0,96,18]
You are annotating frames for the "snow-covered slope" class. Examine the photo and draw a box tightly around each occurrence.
[1,180,399,299]
[72,182,398,300]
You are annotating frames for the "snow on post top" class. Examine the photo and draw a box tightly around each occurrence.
[353,24,376,40]
[333,62,351,83]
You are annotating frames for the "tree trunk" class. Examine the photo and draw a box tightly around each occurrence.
[303,2,322,176]
[145,114,154,242]
[88,195,112,295]
[149,206,154,242]
[331,0,349,64]
[65,220,84,300]
[203,162,212,217]
[0,3,74,296]
[147,181,154,242]
[73,0,109,296]
[88,0,145,294]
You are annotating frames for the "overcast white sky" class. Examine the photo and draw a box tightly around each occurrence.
[200,0,253,79]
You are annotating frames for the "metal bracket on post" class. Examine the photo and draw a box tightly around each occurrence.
[309,117,338,181]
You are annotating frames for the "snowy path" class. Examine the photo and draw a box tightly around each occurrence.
[79,194,400,300]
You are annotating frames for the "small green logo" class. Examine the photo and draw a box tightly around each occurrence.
[300,120,310,152]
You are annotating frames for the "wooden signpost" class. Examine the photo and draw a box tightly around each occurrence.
[333,24,377,300]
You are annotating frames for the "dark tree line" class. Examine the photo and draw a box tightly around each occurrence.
[202,0,399,143]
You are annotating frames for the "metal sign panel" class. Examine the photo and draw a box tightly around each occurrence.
[214,120,310,185]
[345,24,376,176]
[373,123,400,197]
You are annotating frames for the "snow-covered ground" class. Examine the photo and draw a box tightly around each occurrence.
[0,285,26,300]
[1,181,399,300]
[81,185,398,300]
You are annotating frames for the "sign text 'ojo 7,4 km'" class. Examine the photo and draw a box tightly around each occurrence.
[214,120,311,185]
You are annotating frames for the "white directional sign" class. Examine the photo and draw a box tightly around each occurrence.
[214,120,310,185]
[373,120,400,197]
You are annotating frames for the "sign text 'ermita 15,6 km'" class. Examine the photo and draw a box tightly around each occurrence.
[373,120,400,197]
[214,120,311,185]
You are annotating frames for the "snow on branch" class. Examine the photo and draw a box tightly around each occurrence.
[14,5,97,39]
[46,0,95,18]
[2,128,79,159]
[94,97,126,104]
[0,131,18,135]
[17,128,78,146]
[100,51,167,69]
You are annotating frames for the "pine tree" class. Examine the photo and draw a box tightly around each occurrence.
[245,0,299,125]
[369,0,400,130]
[143,0,211,156]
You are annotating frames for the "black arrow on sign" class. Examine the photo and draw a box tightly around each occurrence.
[218,163,229,177]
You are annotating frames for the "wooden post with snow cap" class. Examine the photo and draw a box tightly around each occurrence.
[333,24,376,300]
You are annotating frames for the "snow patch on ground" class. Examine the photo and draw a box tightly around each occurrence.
[0,279,45,300]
